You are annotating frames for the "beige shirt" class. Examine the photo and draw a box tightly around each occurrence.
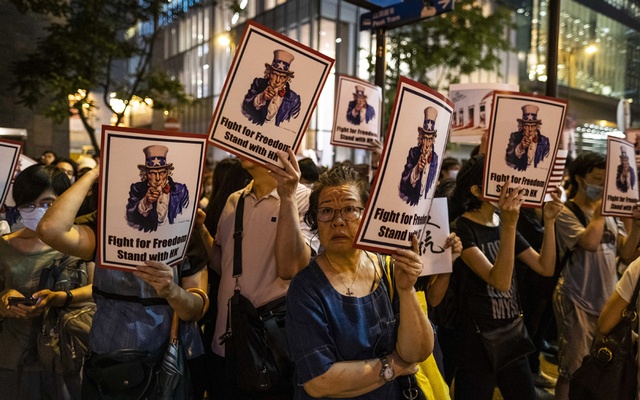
[212,181,316,356]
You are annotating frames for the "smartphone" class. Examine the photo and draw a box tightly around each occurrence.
[8,296,36,306]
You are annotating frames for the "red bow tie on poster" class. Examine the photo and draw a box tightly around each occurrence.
[163,184,171,194]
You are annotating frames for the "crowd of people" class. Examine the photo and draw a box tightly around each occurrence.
[1,142,639,400]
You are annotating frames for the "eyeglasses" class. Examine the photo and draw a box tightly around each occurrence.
[17,202,53,213]
[317,206,364,223]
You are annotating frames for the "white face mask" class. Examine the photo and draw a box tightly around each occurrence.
[19,207,48,232]
[449,170,459,180]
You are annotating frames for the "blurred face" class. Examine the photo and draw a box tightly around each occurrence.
[146,168,168,188]
[317,184,363,254]
[56,161,75,181]
[41,152,55,165]
[580,168,605,188]
[268,70,289,91]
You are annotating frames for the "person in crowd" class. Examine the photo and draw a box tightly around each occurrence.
[194,148,317,399]
[54,157,78,184]
[36,165,209,398]
[298,157,320,189]
[448,154,563,400]
[189,158,251,400]
[126,145,189,233]
[242,49,301,127]
[39,150,57,166]
[286,165,434,398]
[597,256,640,394]
[439,157,461,183]
[552,151,640,400]
[0,164,93,399]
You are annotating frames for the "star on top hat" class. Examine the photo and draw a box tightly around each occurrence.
[620,146,629,161]
[517,104,542,125]
[138,145,173,170]
[265,49,295,75]
[353,85,367,99]
[418,107,438,136]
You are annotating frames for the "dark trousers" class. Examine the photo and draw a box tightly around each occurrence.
[454,357,536,400]
[208,353,292,400]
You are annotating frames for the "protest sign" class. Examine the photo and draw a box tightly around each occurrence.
[418,197,452,276]
[602,137,639,217]
[545,149,568,202]
[355,76,453,253]
[208,21,334,167]
[0,139,22,208]
[97,126,208,271]
[483,91,567,207]
[331,75,382,149]
[448,83,518,144]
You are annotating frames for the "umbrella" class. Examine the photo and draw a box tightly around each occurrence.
[158,311,187,400]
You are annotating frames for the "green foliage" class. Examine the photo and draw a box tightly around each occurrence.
[381,0,514,124]
[9,0,194,151]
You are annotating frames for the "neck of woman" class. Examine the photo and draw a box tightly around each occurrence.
[323,249,363,273]
[463,202,499,227]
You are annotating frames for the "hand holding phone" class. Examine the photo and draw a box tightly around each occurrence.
[8,296,36,307]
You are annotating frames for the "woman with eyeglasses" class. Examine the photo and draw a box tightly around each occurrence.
[0,164,93,399]
[286,165,454,399]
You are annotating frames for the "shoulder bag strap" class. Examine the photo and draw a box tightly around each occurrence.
[232,194,245,278]
[623,274,640,319]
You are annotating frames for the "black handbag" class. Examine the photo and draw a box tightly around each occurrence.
[569,276,640,400]
[219,195,293,395]
[475,314,536,371]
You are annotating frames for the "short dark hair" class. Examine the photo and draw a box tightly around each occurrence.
[54,157,78,178]
[304,165,370,231]
[567,151,606,199]
[442,157,461,171]
[13,164,71,207]
[298,158,320,183]
[451,154,485,216]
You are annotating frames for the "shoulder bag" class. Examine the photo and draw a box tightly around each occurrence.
[219,194,293,395]
[569,275,640,400]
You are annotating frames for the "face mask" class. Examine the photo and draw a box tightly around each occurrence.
[489,201,500,210]
[449,170,459,180]
[584,183,603,201]
[19,207,48,232]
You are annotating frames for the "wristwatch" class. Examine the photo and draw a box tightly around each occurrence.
[379,356,395,382]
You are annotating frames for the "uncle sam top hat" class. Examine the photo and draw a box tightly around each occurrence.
[265,49,295,76]
[353,85,367,98]
[518,104,542,124]
[418,107,438,137]
[620,146,629,161]
[138,145,173,170]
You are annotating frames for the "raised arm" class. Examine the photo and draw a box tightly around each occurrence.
[265,148,312,279]
[517,189,564,277]
[37,166,99,260]
[461,182,524,292]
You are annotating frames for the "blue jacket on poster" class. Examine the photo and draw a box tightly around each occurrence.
[126,178,189,232]
[241,77,301,126]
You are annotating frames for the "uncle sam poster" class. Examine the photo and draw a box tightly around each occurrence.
[483,91,567,207]
[98,126,207,271]
[355,76,453,259]
[208,21,334,168]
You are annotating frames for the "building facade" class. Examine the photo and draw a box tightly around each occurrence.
[156,0,640,164]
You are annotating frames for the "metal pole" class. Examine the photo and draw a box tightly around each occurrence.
[374,27,386,92]
[546,0,561,97]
